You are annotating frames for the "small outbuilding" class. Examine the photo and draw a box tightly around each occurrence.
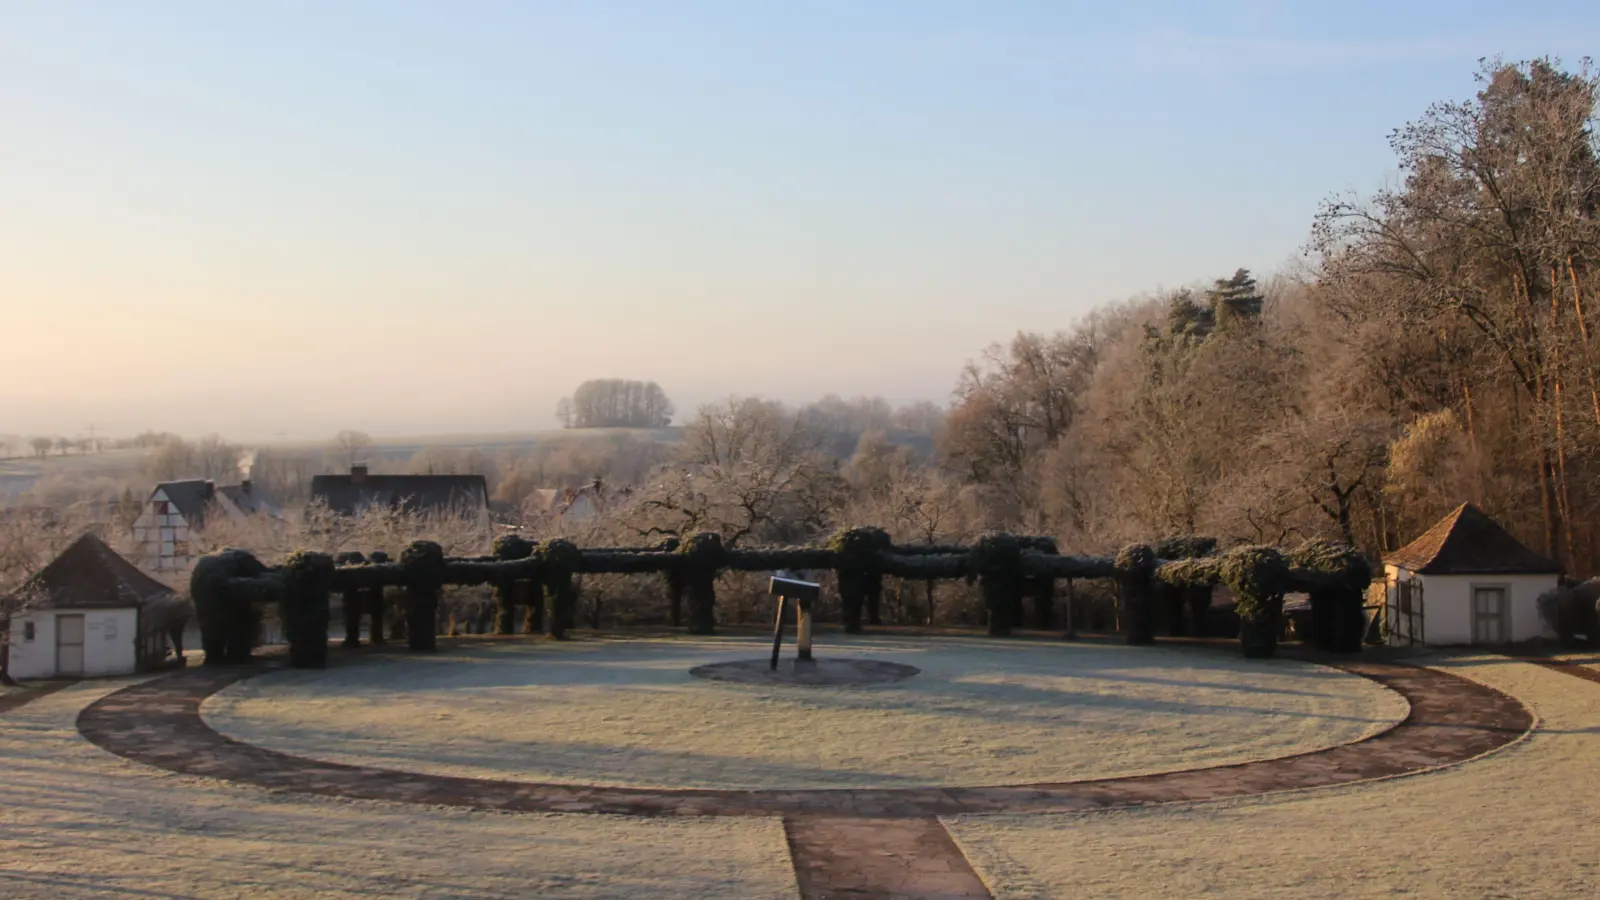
[1382,503,1561,646]
[2,534,189,680]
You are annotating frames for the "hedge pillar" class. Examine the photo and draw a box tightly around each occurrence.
[282,550,334,668]
[828,527,889,635]
[975,534,1025,638]
[492,534,535,636]
[1222,546,1290,659]
[1116,544,1157,645]
[677,532,725,635]
[1026,537,1059,630]
[401,541,445,651]
[190,549,267,666]
[541,539,580,640]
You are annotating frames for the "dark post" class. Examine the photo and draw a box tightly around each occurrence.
[769,595,788,670]
[400,541,445,651]
[1116,544,1157,645]
[341,588,362,648]
[369,586,387,644]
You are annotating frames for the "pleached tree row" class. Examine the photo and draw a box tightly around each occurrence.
[190,528,1372,668]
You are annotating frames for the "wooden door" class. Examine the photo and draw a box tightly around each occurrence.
[56,614,85,676]
[1472,587,1508,645]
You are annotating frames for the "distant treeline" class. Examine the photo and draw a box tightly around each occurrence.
[557,379,674,429]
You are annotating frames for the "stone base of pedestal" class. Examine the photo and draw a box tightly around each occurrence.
[690,658,919,687]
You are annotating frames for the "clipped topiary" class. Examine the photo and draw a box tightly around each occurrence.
[492,534,536,635]
[677,532,726,635]
[1220,546,1289,658]
[190,548,267,665]
[400,541,446,651]
[281,550,334,668]
[541,538,581,639]
[828,527,891,632]
[1115,543,1158,645]
[973,533,1025,637]
[1290,539,1372,653]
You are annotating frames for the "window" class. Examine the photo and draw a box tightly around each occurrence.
[155,501,170,514]
[22,621,35,642]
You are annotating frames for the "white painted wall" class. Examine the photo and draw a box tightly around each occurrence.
[7,608,140,679]
[1386,565,1557,645]
[131,488,196,573]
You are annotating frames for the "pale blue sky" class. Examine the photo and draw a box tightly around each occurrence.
[3,2,1597,440]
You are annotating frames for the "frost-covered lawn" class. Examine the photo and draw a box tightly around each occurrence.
[946,654,1600,899]
[0,681,797,900]
[203,635,1407,790]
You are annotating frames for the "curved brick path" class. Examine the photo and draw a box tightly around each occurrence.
[73,654,1533,898]
[77,656,1529,818]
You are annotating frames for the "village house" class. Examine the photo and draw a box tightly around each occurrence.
[131,478,273,573]
[2,534,189,680]
[1382,502,1561,646]
[523,479,632,524]
[310,464,491,531]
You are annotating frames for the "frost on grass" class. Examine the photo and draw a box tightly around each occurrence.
[946,655,1600,900]
[0,682,797,900]
[202,635,1407,790]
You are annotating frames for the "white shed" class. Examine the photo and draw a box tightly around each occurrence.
[1382,503,1561,647]
[2,534,190,680]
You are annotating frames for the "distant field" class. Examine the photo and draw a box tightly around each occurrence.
[0,448,150,500]
[264,427,682,455]
[0,428,681,500]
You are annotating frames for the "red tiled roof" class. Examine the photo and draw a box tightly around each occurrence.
[5,533,175,609]
[1384,503,1561,575]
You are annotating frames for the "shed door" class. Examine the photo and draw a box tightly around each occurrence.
[1472,587,1508,645]
[56,614,85,676]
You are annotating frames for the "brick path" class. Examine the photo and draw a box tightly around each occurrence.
[75,655,1531,899]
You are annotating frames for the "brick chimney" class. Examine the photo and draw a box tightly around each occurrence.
[351,463,369,485]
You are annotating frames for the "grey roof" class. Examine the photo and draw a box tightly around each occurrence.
[311,473,489,518]
[217,484,274,516]
[153,479,217,528]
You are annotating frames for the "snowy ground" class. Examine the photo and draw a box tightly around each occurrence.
[202,635,1408,790]
[0,680,798,900]
[946,654,1600,899]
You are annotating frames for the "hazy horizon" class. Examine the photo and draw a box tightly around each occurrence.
[6,1,1599,441]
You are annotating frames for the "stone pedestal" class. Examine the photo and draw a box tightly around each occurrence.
[797,598,814,662]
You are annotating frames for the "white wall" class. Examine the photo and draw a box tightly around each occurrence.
[130,488,196,573]
[7,608,140,679]
[1386,565,1557,645]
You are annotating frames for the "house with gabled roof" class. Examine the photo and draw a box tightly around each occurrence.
[3,534,189,679]
[1382,502,1561,646]
[131,478,273,573]
[310,464,490,531]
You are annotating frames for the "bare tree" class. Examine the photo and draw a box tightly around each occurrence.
[332,430,373,468]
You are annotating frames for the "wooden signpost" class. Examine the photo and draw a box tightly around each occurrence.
[768,571,821,669]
